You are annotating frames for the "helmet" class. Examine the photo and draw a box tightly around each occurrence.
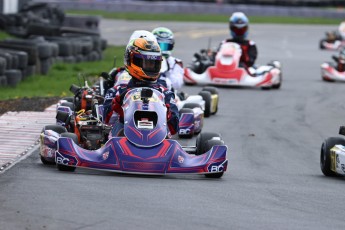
[124,37,162,82]
[229,12,249,40]
[152,27,175,56]
[128,30,157,43]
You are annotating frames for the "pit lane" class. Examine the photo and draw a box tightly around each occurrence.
[0,20,344,230]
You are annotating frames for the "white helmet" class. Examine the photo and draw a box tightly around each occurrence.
[128,30,157,43]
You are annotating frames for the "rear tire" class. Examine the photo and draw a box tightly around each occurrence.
[56,132,79,172]
[320,137,345,177]
[198,91,212,117]
[196,132,221,156]
[201,86,219,114]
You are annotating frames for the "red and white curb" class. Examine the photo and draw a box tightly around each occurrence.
[0,105,56,173]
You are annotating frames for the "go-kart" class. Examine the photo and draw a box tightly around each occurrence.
[176,86,219,138]
[184,42,282,89]
[319,22,345,51]
[320,126,345,177]
[320,55,345,82]
[54,87,228,177]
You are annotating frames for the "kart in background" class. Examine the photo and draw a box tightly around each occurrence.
[320,126,345,177]
[184,42,282,89]
[177,86,219,138]
[319,22,345,51]
[320,55,345,82]
[54,87,228,178]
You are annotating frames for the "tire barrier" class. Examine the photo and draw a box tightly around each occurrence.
[0,2,108,87]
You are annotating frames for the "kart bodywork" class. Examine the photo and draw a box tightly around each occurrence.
[47,87,227,177]
[321,61,345,82]
[184,42,282,89]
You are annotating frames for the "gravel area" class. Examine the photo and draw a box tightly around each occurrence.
[0,97,60,115]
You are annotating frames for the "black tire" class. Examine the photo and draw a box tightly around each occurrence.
[198,91,212,117]
[61,101,75,111]
[204,139,225,179]
[42,124,67,134]
[0,57,6,75]
[0,75,7,86]
[182,102,202,110]
[196,132,221,156]
[5,69,22,87]
[56,132,79,172]
[40,155,55,165]
[272,73,282,89]
[40,125,68,165]
[178,108,194,138]
[202,86,219,95]
[320,137,345,177]
[62,97,74,103]
[201,86,219,115]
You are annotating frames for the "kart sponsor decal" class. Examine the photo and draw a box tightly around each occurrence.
[102,151,109,160]
[342,164,345,173]
[178,155,184,164]
[179,128,191,135]
[207,160,227,173]
[56,152,78,166]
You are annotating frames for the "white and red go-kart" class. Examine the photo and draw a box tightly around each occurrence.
[184,42,282,89]
[321,57,345,82]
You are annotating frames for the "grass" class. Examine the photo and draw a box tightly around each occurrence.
[0,45,125,100]
[66,10,341,25]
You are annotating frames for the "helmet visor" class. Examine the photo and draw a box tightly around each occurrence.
[230,25,248,36]
[158,41,174,51]
[133,53,162,75]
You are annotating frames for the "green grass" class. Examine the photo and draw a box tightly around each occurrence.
[66,10,341,25]
[0,45,125,100]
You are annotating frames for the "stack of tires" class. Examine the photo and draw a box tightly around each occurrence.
[0,2,108,87]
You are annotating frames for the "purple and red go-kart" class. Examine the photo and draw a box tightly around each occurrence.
[40,87,228,178]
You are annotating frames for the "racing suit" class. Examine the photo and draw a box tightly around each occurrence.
[219,38,258,68]
[158,56,184,92]
[103,76,179,137]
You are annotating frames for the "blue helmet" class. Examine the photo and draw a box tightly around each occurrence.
[229,12,249,40]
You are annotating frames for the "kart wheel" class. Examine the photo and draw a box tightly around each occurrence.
[204,139,225,179]
[40,156,55,165]
[272,74,282,89]
[320,137,345,177]
[41,125,67,134]
[202,86,218,95]
[56,132,79,172]
[61,97,74,103]
[198,91,211,117]
[322,76,335,82]
[201,86,219,114]
[182,103,202,110]
[61,101,75,111]
[196,132,222,156]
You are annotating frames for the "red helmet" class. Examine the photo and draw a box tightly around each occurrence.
[229,12,249,40]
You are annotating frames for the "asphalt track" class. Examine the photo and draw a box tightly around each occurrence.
[0,19,344,230]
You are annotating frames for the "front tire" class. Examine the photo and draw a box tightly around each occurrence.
[204,139,225,178]
[56,132,79,172]
[198,91,212,117]
[320,137,345,177]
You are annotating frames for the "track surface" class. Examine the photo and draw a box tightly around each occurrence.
[0,20,344,230]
